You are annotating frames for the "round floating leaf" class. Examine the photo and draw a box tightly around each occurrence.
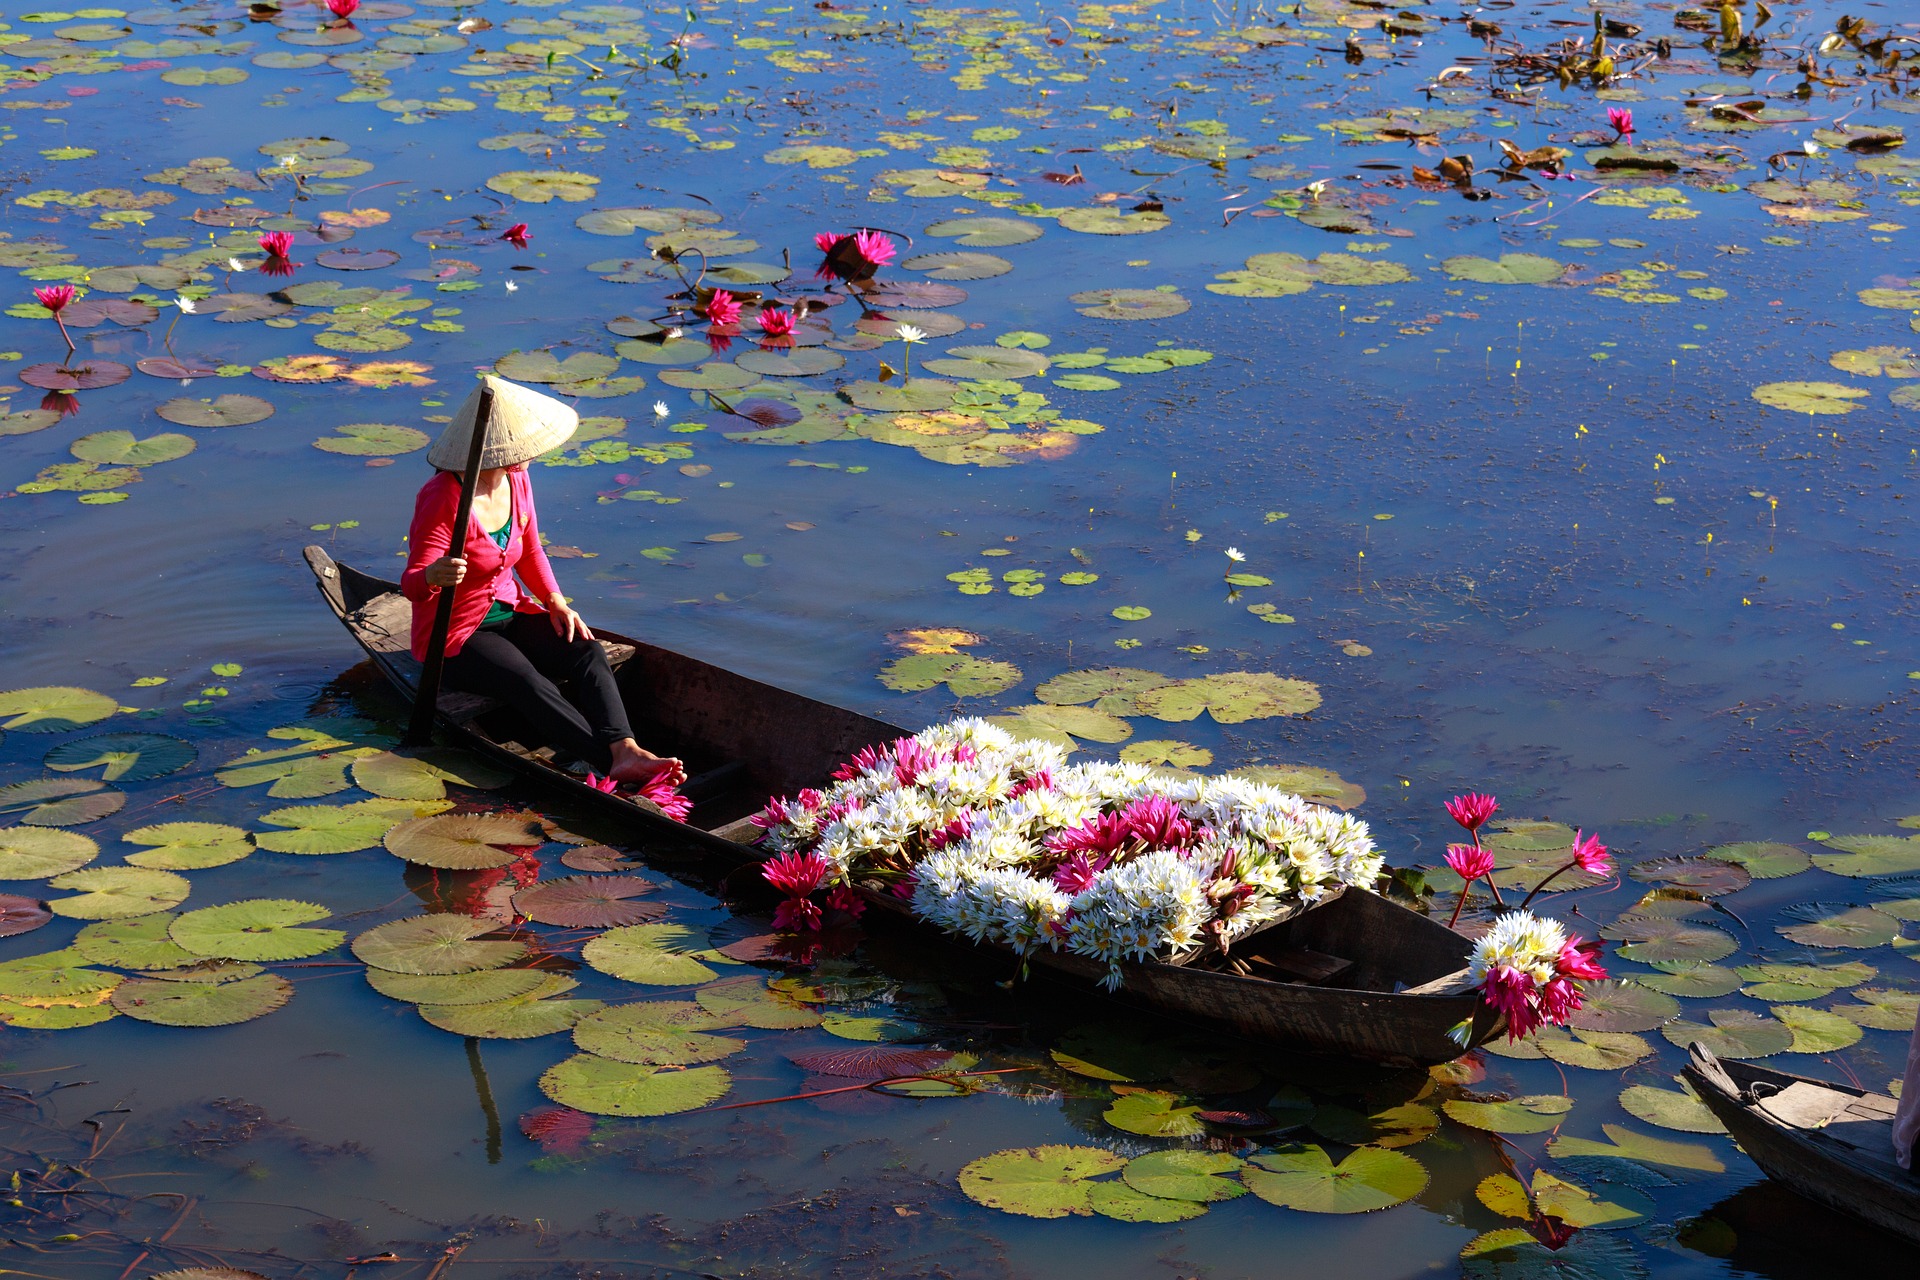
[0,828,99,879]
[1121,1150,1246,1203]
[1244,1144,1427,1214]
[1035,667,1172,709]
[1813,833,1920,877]
[0,894,50,938]
[254,357,352,385]
[170,900,343,962]
[1734,960,1875,1002]
[110,973,291,1026]
[694,975,821,1029]
[841,378,959,412]
[1751,381,1869,415]
[352,914,528,975]
[920,345,1049,380]
[1632,962,1742,998]
[573,1001,745,1065]
[1833,987,1920,1031]
[44,733,193,782]
[69,431,195,467]
[1619,1079,1726,1134]
[993,703,1131,744]
[313,423,430,456]
[1069,287,1190,320]
[878,653,1022,698]
[1708,841,1811,879]
[1441,254,1568,285]
[420,982,601,1039]
[486,170,600,203]
[1545,1122,1726,1172]
[788,1045,958,1079]
[1058,208,1171,236]
[1105,1089,1206,1138]
[316,248,401,271]
[1534,1027,1656,1071]
[1134,672,1322,724]
[384,813,544,869]
[1476,1170,1653,1229]
[1088,1180,1208,1222]
[659,362,761,391]
[1442,1094,1573,1135]
[1120,740,1214,768]
[123,822,254,870]
[904,251,1012,281]
[156,394,275,428]
[539,1054,730,1116]
[1460,1228,1650,1279]
[255,799,435,856]
[957,1145,1126,1218]
[582,925,719,986]
[925,216,1042,247]
[367,967,549,1006]
[73,913,195,970]
[733,347,847,378]
[352,748,510,800]
[1570,981,1681,1033]
[1776,901,1900,948]
[1770,1004,1863,1054]
[19,361,131,391]
[1661,1008,1794,1058]
[1628,857,1750,897]
[866,281,969,309]
[1600,914,1737,963]
[0,410,61,437]
[575,206,722,236]
[0,686,117,733]
[1310,1101,1438,1149]
[514,875,664,928]
[0,777,124,827]
[48,867,189,919]
[0,1000,116,1030]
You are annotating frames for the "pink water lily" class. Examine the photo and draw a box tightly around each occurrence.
[1445,792,1498,832]
[501,222,530,249]
[762,849,830,898]
[1444,842,1495,881]
[635,771,692,822]
[852,229,896,268]
[1569,830,1611,876]
[33,285,77,355]
[326,0,359,18]
[704,289,741,326]
[258,231,293,258]
[1607,106,1634,140]
[757,306,795,338]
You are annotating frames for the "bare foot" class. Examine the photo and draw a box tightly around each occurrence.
[608,741,686,789]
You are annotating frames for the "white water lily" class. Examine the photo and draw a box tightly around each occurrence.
[504,280,519,292]
[1224,546,1246,562]
[1803,140,1821,157]
[895,323,927,344]
[279,154,300,169]
[226,257,246,272]
[665,326,684,340]
[174,296,196,313]
[653,401,670,418]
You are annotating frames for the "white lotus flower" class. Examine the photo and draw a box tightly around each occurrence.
[504,280,519,292]
[1803,140,1821,157]
[174,296,196,314]
[1224,546,1246,562]
[896,323,927,343]
[226,257,246,272]
[666,326,684,340]
[653,401,670,418]
[279,155,299,169]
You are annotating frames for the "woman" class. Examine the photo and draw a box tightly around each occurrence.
[400,375,684,790]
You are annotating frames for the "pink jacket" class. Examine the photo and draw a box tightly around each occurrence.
[400,468,562,660]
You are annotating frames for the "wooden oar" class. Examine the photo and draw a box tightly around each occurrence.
[403,381,494,748]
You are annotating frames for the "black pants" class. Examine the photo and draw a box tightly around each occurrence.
[443,611,633,773]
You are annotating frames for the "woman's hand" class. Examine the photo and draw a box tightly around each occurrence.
[550,599,593,642]
[424,556,467,588]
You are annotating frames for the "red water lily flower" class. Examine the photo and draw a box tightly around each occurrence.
[33,285,74,314]
[1444,842,1495,881]
[705,289,741,326]
[757,306,795,338]
[1569,829,1611,876]
[258,231,293,258]
[501,222,529,249]
[1606,106,1634,140]
[1445,792,1498,832]
[326,0,359,19]
[853,229,896,268]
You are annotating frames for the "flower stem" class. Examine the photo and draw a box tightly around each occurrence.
[1517,858,1575,911]
[903,342,912,383]
[54,314,74,358]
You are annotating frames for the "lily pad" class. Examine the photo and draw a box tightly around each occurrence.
[693,975,821,1029]
[123,822,254,870]
[1087,1180,1209,1223]
[486,169,600,203]
[1632,962,1742,998]
[0,686,118,733]
[351,914,529,975]
[1831,987,1920,1031]
[1442,1094,1574,1135]
[1058,208,1171,236]
[572,1001,746,1065]
[1534,1027,1657,1071]
[538,1054,730,1116]
[1441,254,1568,285]
[513,875,665,928]
[255,799,439,856]
[69,431,195,467]
[313,423,430,456]
[878,653,1022,698]
[1310,1101,1439,1148]
[957,1145,1126,1218]
[1546,1123,1725,1173]
[366,968,551,1006]
[1770,1004,1863,1054]
[1776,901,1900,949]
[0,828,99,879]
[904,251,1013,281]
[1035,667,1173,711]
[384,813,545,869]
[1243,1144,1427,1214]
[924,216,1042,247]
[1750,381,1870,416]
[1069,287,1191,322]
[170,900,343,962]
[420,982,602,1040]
[1814,833,1920,877]
[1121,1150,1247,1202]
[110,973,292,1026]
[582,924,719,986]
[1476,1171,1652,1230]
[1134,672,1322,723]
[1569,981,1681,1033]
[1105,1089,1206,1138]
[1660,1008,1794,1058]
[73,913,196,971]
[1600,914,1737,963]
[1619,1079,1726,1134]
[351,748,510,800]
[991,703,1132,745]
[44,732,193,782]
[155,394,275,427]
[0,777,124,827]
[1708,841,1811,879]
[1628,857,1749,897]
[0,895,51,940]
[48,867,190,919]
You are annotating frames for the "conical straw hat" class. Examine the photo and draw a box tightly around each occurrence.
[426,374,579,470]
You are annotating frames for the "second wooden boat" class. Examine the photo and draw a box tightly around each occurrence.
[306,544,1501,1063]
[1684,1043,1919,1245]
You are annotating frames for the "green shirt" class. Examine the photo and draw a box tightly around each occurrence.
[480,521,515,628]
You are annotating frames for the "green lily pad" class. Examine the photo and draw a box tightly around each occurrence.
[0,1000,116,1030]
[155,394,275,428]
[486,169,600,203]
[0,686,117,733]
[539,1053,730,1116]
[1661,1008,1794,1058]
[1087,1179,1208,1222]
[1034,667,1171,711]
[1310,1101,1439,1148]
[583,924,720,986]
[110,973,292,1026]
[43,732,193,782]
[0,950,119,1002]
[1118,740,1214,768]
[1569,981,1681,1033]
[73,914,197,971]
[255,799,442,856]
[1830,345,1920,377]
[957,1145,1126,1218]
[170,900,343,962]
[421,980,601,1039]
[1750,381,1870,415]
[693,975,821,1029]
[313,423,431,456]
[1771,1004,1864,1054]
[991,703,1132,744]
[351,914,528,975]
[383,813,545,869]
[121,822,254,870]
[1814,833,1920,877]
[48,867,190,919]
[351,748,510,800]
[1243,1144,1427,1214]
[0,777,124,827]
[1058,208,1171,236]
[1632,962,1742,998]
[841,379,959,412]
[216,723,380,798]
[904,251,1013,281]
[1069,288,1190,320]
[878,653,1022,698]
[495,350,619,385]
[0,828,99,880]
[1776,902,1900,948]
[1619,1078,1726,1134]
[1600,914,1737,963]
[1442,1094,1574,1135]
[573,1001,746,1065]
[1476,1170,1652,1229]
[1534,1027,1657,1071]
[733,348,847,378]
[1441,254,1568,285]
[68,430,195,467]
[574,206,722,236]
[924,216,1042,247]
[1546,1123,1725,1173]
[1831,987,1920,1031]
[1133,672,1322,724]
[1121,1150,1247,1202]
[1628,856,1750,897]
[1733,961,1875,1002]
[1707,841,1811,879]
[1105,1089,1206,1138]
[920,345,1050,380]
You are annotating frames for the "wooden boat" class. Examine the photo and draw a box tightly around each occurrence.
[305,544,1501,1063]
[1685,1044,1920,1244]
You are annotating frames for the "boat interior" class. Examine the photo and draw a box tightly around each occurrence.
[1698,1050,1908,1166]
[1185,888,1472,994]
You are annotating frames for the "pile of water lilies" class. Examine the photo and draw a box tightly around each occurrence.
[751,718,1383,989]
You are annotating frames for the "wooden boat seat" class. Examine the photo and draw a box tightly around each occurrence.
[346,592,636,722]
[1758,1081,1899,1156]
[1244,948,1354,985]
